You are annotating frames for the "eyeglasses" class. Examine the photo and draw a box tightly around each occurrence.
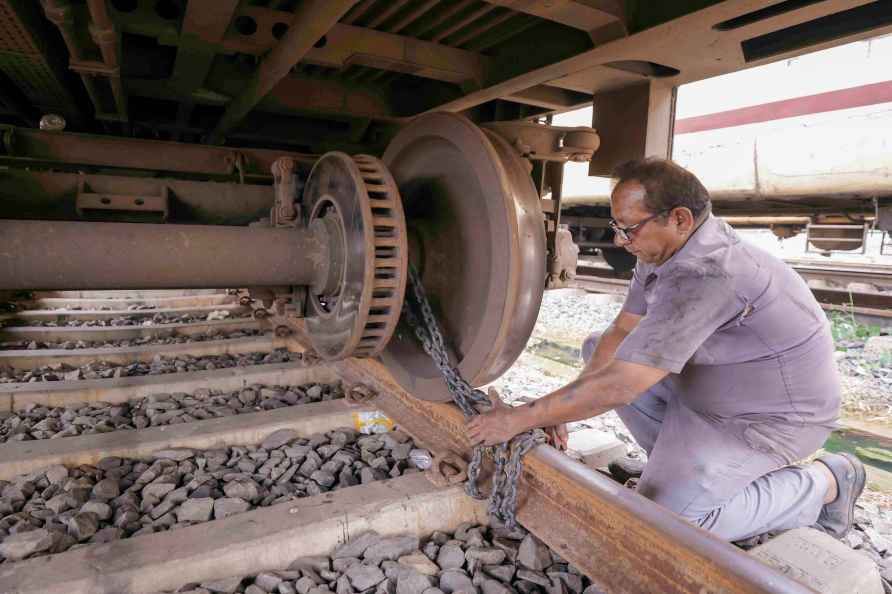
[609,209,671,243]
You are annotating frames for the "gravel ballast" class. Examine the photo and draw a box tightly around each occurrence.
[0,382,345,443]
[155,523,603,594]
[0,328,263,351]
[0,348,299,384]
[0,429,426,563]
[2,311,247,328]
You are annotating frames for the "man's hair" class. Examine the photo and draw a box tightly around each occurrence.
[612,158,711,219]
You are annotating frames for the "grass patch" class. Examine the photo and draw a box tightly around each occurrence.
[526,338,582,368]
[823,429,892,474]
[828,310,882,348]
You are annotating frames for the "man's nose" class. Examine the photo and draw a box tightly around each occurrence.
[613,232,628,247]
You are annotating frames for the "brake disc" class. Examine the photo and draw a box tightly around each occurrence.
[302,152,408,360]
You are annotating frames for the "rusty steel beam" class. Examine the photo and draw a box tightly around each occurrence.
[169,0,240,137]
[127,75,397,123]
[0,126,314,179]
[467,15,540,51]
[388,0,439,33]
[0,220,330,291]
[414,0,475,38]
[506,85,592,110]
[428,0,892,115]
[85,0,127,121]
[480,0,623,34]
[366,0,412,29]
[335,357,816,594]
[39,11,95,115]
[217,7,491,87]
[432,5,498,43]
[342,0,376,25]
[0,170,280,225]
[208,0,357,144]
[447,9,515,48]
[303,23,491,85]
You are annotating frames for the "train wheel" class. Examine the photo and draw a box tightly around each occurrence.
[380,113,546,402]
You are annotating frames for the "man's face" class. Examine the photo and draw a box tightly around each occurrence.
[609,180,681,265]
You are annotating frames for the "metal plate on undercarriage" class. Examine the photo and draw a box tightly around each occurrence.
[381,112,546,402]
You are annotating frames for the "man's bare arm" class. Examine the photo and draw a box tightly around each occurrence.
[584,310,642,374]
[466,350,667,446]
[511,360,667,435]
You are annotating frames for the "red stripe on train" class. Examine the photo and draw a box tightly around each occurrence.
[674,79,892,134]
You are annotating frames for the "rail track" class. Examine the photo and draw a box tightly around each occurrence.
[0,290,823,594]
[575,260,892,321]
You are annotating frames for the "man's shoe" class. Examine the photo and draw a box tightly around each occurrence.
[815,452,866,539]
[608,455,645,484]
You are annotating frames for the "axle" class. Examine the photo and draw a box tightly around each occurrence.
[0,219,334,291]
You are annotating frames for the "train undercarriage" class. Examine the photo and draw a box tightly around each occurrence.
[2,0,892,592]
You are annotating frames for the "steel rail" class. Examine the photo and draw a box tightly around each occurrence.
[577,262,892,299]
[336,357,814,594]
[574,265,892,328]
[783,260,892,291]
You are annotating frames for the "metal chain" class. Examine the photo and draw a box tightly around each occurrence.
[402,265,545,529]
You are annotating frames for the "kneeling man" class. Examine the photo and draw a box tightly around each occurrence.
[468,158,863,542]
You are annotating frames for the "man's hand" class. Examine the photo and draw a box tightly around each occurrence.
[466,388,526,447]
[544,423,569,451]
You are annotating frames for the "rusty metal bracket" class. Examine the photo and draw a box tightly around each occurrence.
[274,325,293,338]
[428,450,469,487]
[346,383,377,405]
[546,225,579,289]
[271,156,302,227]
[68,59,119,77]
[75,177,169,222]
[483,121,600,162]
[533,160,579,290]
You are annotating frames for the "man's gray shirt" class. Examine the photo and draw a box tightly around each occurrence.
[615,214,840,457]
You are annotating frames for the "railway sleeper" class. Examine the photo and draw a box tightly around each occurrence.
[0,360,330,411]
[17,294,236,311]
[0,380,348,446]
[0,336,290,371]
[0,318,262,345]
[0,329,265,353]
[0,474,484,594]
[148,521,585,594]
[31,290,227,299]
[0,422,427,564]
[0,346,298,385]
[0,304,249,325]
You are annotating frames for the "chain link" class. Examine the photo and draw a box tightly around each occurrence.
[402,266,545,529]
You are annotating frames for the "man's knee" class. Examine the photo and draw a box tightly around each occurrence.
[581,331,603,365]
[639,481,727,534]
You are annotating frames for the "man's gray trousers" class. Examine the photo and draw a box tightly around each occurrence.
[583,332,832,541]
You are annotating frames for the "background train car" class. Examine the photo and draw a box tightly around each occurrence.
[559,33,892,271]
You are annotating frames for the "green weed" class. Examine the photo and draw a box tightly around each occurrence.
[828,310,882,350]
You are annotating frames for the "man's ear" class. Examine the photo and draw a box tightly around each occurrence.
[671,207,696,234]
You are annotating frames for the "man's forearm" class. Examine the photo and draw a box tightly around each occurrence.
[513,363,641,432]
